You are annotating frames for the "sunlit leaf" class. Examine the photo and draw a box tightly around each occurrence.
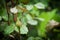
[4,24,15,35]
[26,5,33,10]
[35,17,45,21]
[16,18,22,27]
[15,24,28,34]
[20,25,28,34]
[34,2,45,9]
[37,9,57,37]
[30,7,40,16]
[26,14,32,20]
[27,20,38,25]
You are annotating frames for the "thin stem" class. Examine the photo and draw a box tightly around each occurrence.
[5,1,10,25]
[11,0,15,7]
[11,0,17,22]
[11,0,20,40]
[13,13,17,22]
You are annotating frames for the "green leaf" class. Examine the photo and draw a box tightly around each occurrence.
[4,24,15,35]
[34,2,46,9]
[27,37,42,40]
[0,22,8,32]
[21,17,27,25]
[25,5,33,10]
[30,7,40,16]
[27,37,34,40]
[53,14,60,22]
[1,9,8,21]
[26,14,32,20]
[40,0,50,6]
[27,20,38,25]
[1,8,7,16]
[15,25,28,34]
[20,25,28,34]
[37,9,57,37]
[0,16,2,21]
[2,15,8,21]
[15,26,19,32]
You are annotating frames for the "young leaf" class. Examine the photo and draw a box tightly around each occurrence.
[16,19,22,27]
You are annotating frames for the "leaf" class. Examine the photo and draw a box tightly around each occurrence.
[30,7,40,16]
[35,37,42,40]
[15,26,19,32]
[26,14,32,20]
[1,9,8,21]
[27,20,38,25]
[0,8,7,16]
[34,2,46,9]
[26,5,33,10]
[2,16,8,21]
[21,17,27,25]
[27,37,42,40]
[15,25,28,34]
[16,19,22,27]
[0,16,2,21]
[4,24,15,35]
[37,9,57,37]
[20,25,28,34]
[53,14,60,22]
[27,37,34,40]
[0,22,8,32]
[35,17,45,21]
[40,0,50,6]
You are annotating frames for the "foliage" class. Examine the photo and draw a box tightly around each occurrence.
[37,9,57,37]
[0,0,60,40]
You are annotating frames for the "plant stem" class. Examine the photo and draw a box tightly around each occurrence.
[11,0,20,40]
[5,1,10,25]
[11,0,17,22]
